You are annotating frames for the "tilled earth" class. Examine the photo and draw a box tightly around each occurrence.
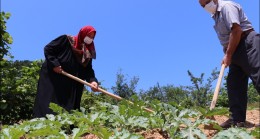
[202,109,260,138]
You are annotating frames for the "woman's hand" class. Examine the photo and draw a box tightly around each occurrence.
[53,66,63,74]
[90,81,99,92]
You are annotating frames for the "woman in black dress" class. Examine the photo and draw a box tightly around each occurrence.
[33,25,99,118]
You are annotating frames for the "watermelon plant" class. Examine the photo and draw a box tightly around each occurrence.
[0,98,256,139]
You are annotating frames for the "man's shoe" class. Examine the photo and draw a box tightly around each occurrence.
[235,122,245,127]
[220,119,234,128]
[220,119,245,128]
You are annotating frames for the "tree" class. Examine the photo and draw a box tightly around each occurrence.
[111,70,139,100]
[140,83,164,102]
[0,11,13,59]
[0,12,42,124]
[186,68,219,107]
[0,60,42,124]
[162,85,190,105]
[1,11,14,124]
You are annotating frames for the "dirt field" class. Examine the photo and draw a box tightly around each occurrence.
[202,109,260,138]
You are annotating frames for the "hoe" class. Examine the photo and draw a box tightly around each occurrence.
[61,71,155,113]
[210,64,225,110]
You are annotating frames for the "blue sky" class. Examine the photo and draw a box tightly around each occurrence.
[2,0,259,91]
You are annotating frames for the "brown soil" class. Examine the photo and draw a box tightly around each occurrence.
[202,109,260,138]
[82,109,259,139]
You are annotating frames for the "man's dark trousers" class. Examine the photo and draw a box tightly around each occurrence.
[227,31,260,122]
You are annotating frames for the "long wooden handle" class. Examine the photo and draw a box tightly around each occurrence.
[61,71,155,113]
[210,64,225,110]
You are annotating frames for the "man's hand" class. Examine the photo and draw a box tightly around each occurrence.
[53,66,63,74]
[222,54,232,67]
[90,81,99,92]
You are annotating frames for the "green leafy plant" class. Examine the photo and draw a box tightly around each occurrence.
[0,60,42,124]
[212,128,253,139]
[250,127,260,139]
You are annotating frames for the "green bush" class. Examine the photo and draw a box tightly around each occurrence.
[0,60,42,124]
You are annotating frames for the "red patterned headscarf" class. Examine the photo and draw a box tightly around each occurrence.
[74,25,96,59]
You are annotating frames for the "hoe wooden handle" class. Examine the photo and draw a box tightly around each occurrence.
[210,64,225,110]
[61,71,155,113]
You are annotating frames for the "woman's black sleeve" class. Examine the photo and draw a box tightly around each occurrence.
[85,59,98,83]
[44,35,67,69]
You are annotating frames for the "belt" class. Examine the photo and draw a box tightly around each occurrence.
[241,28,254,39]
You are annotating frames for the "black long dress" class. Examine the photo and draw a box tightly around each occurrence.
[33,35,97,118]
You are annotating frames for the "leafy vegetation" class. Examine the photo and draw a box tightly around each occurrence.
[1,99,258,139]
[0,60,42,124]
[0,11,13,59]
[111,69,139,100]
